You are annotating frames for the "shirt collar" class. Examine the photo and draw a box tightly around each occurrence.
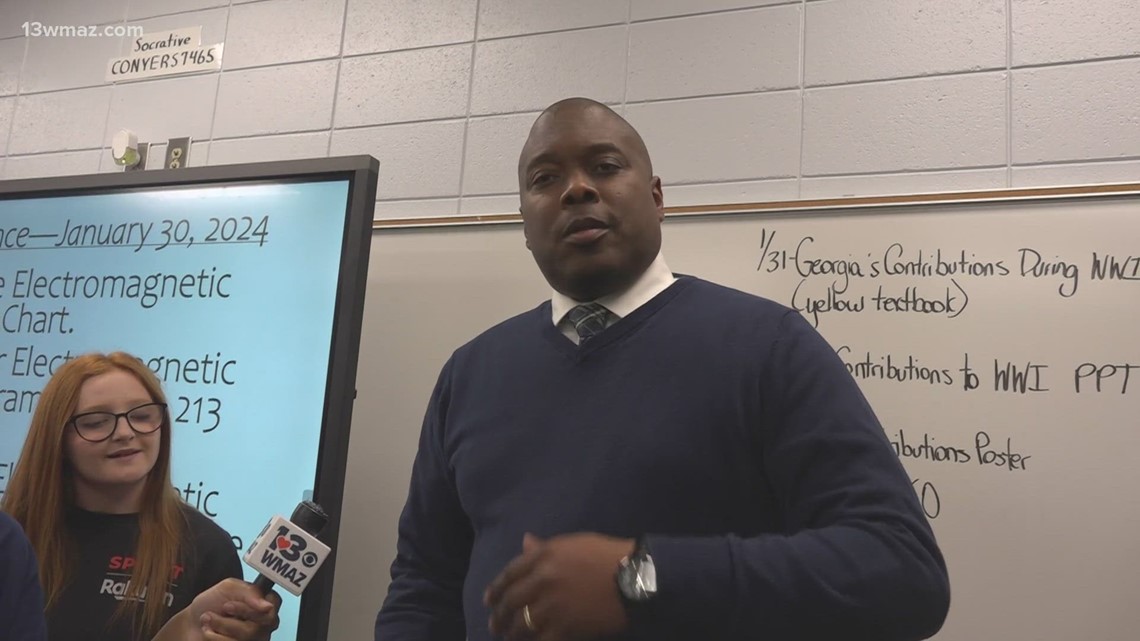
[551,252,677,326]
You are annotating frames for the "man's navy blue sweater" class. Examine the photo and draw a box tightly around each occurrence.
[0,511,47,641]
[376,276,949,640]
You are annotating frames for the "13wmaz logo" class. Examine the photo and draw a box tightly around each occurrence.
[243,515,331,595]
[269,526,320,569]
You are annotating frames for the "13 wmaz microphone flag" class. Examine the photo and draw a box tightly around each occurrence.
[243,501,332,596]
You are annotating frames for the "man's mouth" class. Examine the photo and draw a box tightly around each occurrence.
[563,217,609,244]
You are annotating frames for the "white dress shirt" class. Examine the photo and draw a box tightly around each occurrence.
[551,252,678,344]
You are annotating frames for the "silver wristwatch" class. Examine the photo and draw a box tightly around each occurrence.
[616,538,657,605]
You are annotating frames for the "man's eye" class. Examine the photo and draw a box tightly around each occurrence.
[531,173,556,187]
[595,161,620,173]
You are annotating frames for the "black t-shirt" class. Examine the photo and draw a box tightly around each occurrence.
[47,504,242,641]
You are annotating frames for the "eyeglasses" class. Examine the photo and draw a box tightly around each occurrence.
[68,402,168,443]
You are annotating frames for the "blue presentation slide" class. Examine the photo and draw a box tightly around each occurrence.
[0,178,351,640]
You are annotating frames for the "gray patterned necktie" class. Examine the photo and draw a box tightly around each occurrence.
[566,303,610,343]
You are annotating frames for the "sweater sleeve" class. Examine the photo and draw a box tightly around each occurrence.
[638,310,950,641]
[375,359,472,641]
[0,513,48,641]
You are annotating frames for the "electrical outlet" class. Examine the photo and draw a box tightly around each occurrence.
[165,137,191,169]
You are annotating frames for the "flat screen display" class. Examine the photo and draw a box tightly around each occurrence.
[0,156,377,641]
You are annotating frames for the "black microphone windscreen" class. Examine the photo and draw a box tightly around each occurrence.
[290,500,328,535]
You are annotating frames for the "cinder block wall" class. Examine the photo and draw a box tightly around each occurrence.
[1,0,1136,222]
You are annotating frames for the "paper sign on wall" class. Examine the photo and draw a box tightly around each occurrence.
[106,26,223,82]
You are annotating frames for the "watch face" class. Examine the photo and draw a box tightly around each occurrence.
[619,555,656,601]
[636,554,657,594]
[618,562,639,598]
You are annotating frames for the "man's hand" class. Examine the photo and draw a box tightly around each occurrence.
[484,533,635,641]
[190,578,282,641]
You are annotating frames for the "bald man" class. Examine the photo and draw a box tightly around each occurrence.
[375,98,949,641]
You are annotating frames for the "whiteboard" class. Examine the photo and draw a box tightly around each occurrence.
[331,186,1140,641]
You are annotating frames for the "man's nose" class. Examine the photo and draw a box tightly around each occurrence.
[561,170,600,206]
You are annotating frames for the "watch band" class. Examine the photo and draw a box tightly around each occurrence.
[631,535,650,561]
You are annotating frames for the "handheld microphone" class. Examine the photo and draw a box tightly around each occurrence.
[243,500,332,596]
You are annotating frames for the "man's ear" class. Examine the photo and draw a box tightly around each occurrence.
[651,176,664,221]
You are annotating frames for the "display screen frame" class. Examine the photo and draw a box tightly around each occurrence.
[0,155,379,641]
